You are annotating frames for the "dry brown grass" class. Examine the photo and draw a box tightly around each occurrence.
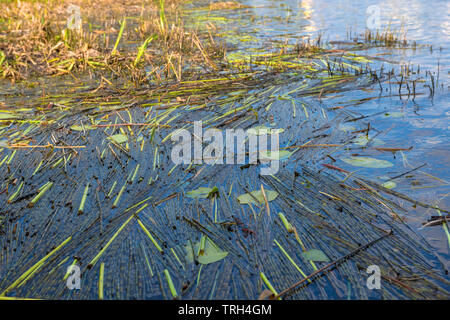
[209,1,248,10]
[0,0,225,82]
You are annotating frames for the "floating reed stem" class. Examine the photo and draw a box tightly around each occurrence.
[260,272,281,300]
[106,181,117,198]
[274,239,309,280]
[99,263,105,300]
[7,181,23,204]
[87,214,134,269]
[112,182,127,208]
[28,182,53,208]
[137,218,163,253]
[164,269,178,299]
[278,212,293,233]
[78,183,90,215]
[1,236,71,296]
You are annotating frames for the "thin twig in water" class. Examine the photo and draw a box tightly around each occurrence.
[270,230,393,300]
[387,163,426,181]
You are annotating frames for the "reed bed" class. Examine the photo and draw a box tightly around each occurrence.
[0,0,225,81]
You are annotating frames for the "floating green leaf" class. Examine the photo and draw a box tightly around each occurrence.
[108,134,128,144]
[341,156,393,168]
[185,238,228,265]
[186,186,219,199]
[301,249,330,262]
[381,181,397,189]
[383,112,404,118]
[70,125,95,131]
[237,190,278,205]
[198,244,228,265]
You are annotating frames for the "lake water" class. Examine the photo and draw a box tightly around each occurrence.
[193,0,450,265]
[0,0,448,299]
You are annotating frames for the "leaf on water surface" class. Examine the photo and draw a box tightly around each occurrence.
[0,140,8,147]
[341,156,393,168]
[198,247,228,265]
[185,238,228,265]
[186,186,219,199]
[70,125,95,131]
[352,135,384,146]
[383,112,404,118]
[107,134,128,144]
[301,249,330,262]
[381,181,397,189]
[237,190,278,205]
[247,126,284,136]
[259,150,292,161]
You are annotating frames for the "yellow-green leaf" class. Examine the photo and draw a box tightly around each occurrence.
[237,190,278,205]
[186,187,219,199]
[108,134,128,144]
[342,156,393,168]
[185,238,228,265]
[70,125,95,131]
[301,249,330,262]
[382,181,397,189]
[383,112,404,118]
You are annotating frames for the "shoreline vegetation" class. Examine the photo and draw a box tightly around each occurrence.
[0,0,412,82]
[0,0,448,300]
[0,0,227,81]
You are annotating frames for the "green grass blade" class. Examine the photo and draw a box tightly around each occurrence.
[1,236,72,296]
[111,19,126,55]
